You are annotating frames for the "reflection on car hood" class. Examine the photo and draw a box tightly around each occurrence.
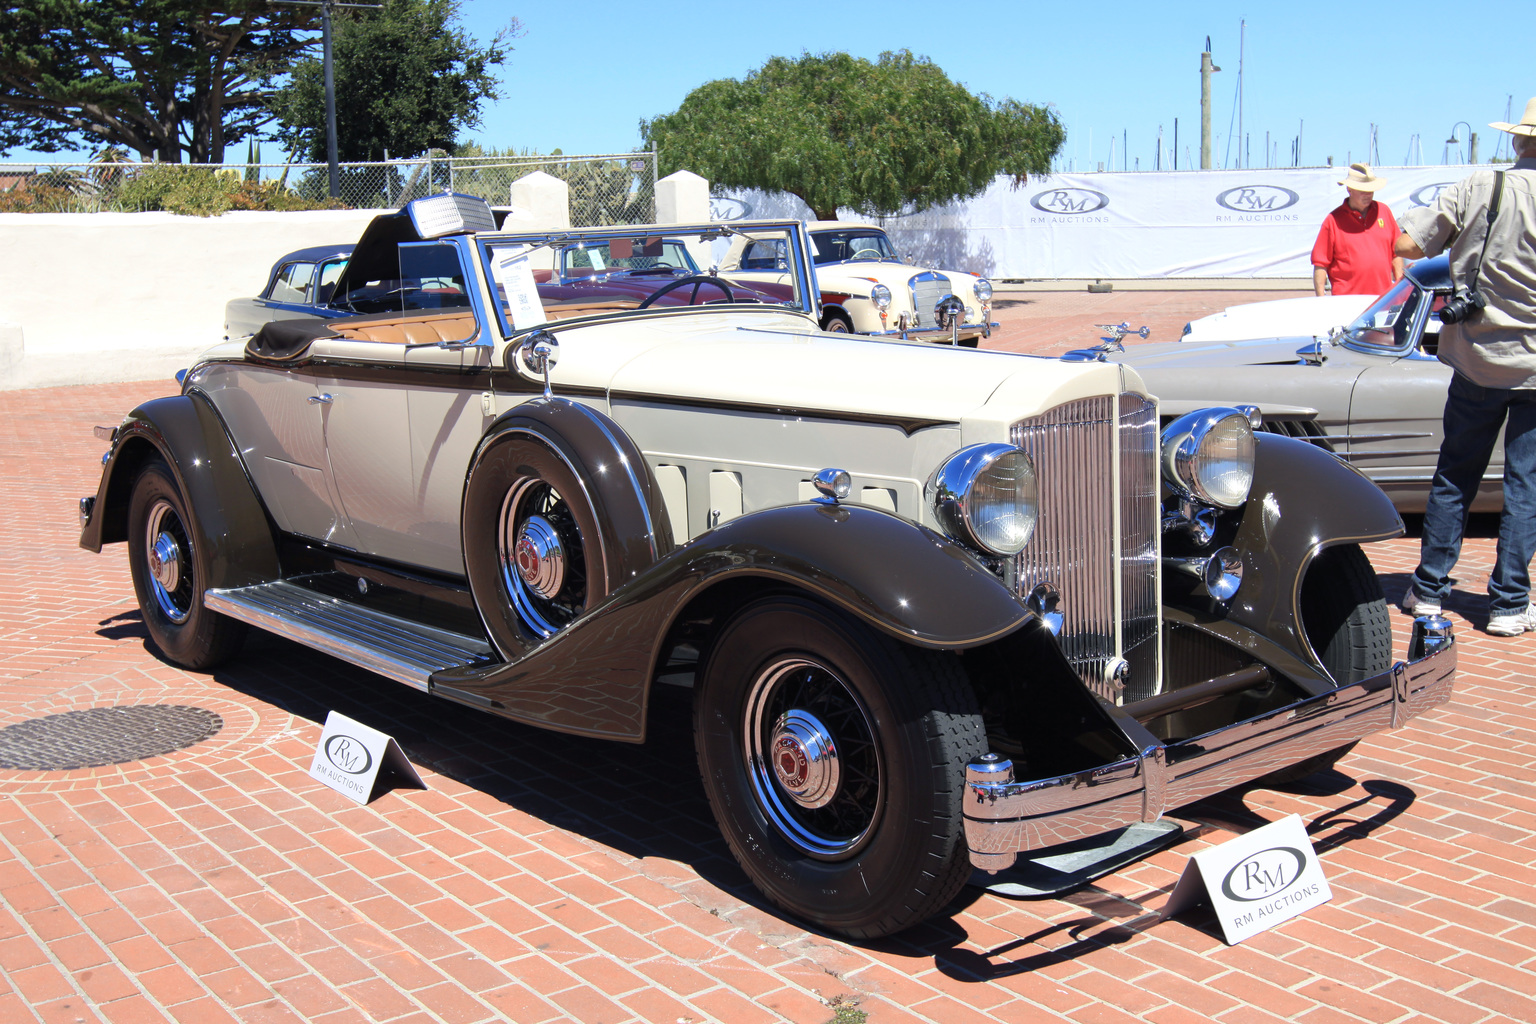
[600,317,1110,423]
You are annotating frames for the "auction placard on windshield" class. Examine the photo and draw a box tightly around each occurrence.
[491,245,547,329]
[1162,812,1332,944]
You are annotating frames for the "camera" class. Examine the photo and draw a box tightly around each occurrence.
[1439,287,1486,324]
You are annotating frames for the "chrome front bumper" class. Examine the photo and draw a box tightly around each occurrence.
[964,621,1457,871]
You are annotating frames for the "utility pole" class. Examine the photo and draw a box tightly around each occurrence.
[1200,37,1220,169]
[277,0,383,198]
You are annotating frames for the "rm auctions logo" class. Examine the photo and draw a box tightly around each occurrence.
[1221,846,1306,902]
[709,197,753,221]
[1029,187,1110,215]
[1215,185,1300,213]
[1410,183,1453,207]
[323,734,373,775]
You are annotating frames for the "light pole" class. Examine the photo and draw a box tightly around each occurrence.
[277,0,383,198]
[1446,121,1477,165]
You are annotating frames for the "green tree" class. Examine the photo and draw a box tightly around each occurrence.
[642,50,1065,220]
[0,1,318,163]
[270,0,516,163]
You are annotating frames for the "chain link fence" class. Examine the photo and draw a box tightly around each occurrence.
[0,151,657,223]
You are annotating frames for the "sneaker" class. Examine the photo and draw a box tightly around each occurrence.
[1486,605,1536,637]
[1401,586,1441,617]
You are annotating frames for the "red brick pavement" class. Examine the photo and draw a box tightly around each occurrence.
[1,295,1533,1024]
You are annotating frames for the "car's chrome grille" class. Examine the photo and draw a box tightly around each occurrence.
[908,272,949,328]
[1011,394,1161,703]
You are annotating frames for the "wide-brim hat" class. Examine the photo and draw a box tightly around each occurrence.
[1338,162,1386,191]
[1490,96,1536,136]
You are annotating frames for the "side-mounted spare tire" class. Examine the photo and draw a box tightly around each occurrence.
[461,398,673,660]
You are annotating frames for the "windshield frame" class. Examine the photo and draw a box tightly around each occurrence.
[1338,276,1429,357]
[476,220,818,339]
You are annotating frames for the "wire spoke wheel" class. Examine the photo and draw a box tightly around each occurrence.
[744,658,882,859]
[143,497,195,624]
[498,478,588,638]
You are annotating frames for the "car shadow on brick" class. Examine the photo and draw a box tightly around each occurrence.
[205,634,766,902]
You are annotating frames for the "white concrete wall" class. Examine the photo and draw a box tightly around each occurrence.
[0,170,699,391]
[0,209,383,390]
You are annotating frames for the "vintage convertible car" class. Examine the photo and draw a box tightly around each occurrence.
[81,193,1455,939]
[1078,257,1472,513]
[719,220,997,344]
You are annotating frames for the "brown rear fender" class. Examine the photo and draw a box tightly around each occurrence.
[78,393,280,589]
[434,501,1034,742]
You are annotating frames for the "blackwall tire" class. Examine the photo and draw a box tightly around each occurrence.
[694,596,986,938]
[126,458,246,670]
[1265,543,1389,783]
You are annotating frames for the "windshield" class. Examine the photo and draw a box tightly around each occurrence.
[1342,277,1423,352]
[808,229,898,265]
[480,222,811,335]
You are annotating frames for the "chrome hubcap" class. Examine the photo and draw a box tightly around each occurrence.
[769,709,840,809]
[150,533,181,592]
[513,515,565,598]
[143,498,192,624]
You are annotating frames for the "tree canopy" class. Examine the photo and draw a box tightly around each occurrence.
[0,1,316,163]
[641,50,1065,221]
[270,0,516,163]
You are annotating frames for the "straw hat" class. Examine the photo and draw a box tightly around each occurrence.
[1337,163,1387,191]
[1490,96,1536,136]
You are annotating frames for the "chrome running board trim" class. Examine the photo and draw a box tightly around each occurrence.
[205,581,494,691]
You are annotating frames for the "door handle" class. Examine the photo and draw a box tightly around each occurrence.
[307,393,335,405]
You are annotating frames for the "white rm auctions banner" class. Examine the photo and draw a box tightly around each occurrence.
[715,165,1480,281]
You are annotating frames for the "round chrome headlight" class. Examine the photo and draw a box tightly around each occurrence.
[927,444,1038,556]
[974,278,993,303]
[1161,408,1256,509]
[870,283,892,311]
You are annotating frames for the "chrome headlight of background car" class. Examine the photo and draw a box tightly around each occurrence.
[927,443,1038,556]
[974,278,993,303]
[870,283,892,311]
[1161,408,1256,509]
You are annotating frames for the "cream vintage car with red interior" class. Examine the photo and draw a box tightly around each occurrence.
[79,193,1455,939]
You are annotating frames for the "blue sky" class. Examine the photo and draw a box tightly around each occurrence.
[463,0,1523,170]
[5,0,1524,170]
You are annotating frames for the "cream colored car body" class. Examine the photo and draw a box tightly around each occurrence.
[719,221,995,342]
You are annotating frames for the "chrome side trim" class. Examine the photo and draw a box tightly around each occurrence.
[205,581,494,691]
[963,636,1456,869]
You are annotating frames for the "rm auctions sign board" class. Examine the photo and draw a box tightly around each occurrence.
[717,165,1479,280]
[308,710,425,806]
[1162,813,1331,945]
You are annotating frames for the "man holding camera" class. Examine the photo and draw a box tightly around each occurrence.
[1398,97,1536,635]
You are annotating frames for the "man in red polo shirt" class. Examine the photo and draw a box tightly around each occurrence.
[1311,163,1404,295]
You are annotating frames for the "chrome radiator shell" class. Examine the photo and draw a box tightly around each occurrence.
[1010,393,1161,702]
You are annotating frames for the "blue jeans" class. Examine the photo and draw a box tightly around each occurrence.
[1414,373,1536,614]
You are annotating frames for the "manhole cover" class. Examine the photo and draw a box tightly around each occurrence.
[0,705,223,771]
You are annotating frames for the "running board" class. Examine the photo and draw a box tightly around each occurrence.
[204,581,495,691]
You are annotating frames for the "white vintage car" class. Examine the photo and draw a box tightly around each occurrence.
[720,220,997,344]
[80,193,1454,938]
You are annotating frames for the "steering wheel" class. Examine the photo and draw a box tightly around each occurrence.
[638,275,736,309]
[850,247,884,261]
